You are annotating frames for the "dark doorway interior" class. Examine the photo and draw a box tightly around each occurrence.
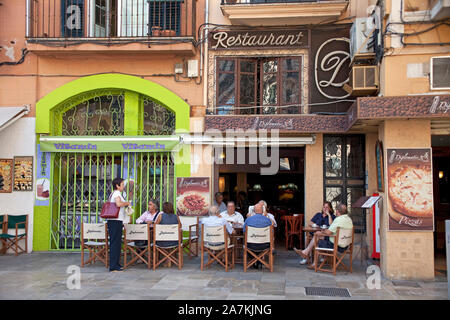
[218,147,305,248]
[432,135,450,278]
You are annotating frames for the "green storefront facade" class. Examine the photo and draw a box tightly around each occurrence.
[33,73,191,251]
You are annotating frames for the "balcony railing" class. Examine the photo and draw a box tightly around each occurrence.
[221,0,329,4]
[26,0,196,39]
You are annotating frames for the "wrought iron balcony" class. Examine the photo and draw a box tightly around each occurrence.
[221,0,337,4]
[26,0,196,40]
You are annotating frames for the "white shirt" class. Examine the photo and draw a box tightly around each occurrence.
[220,211,244,225]
[108,190,125,222]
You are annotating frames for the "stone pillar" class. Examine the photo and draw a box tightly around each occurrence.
[305,133,323,223]
[379,119,434,280]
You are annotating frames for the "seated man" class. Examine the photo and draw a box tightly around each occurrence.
[244,202,274,268]
[247,200,277,227]
[220,201,244,226]
[294,203,353,267]
[201,205,234,248]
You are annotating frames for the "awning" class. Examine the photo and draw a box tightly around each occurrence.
[0,105,30,132]
[39,136,182,153]
[181,134,316,147]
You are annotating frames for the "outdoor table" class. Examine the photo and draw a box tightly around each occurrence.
[231,224,244,264]
[301,226,327,266]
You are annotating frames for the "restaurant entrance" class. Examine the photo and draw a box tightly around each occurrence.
[432,136,450,277]
[217,147,305,247]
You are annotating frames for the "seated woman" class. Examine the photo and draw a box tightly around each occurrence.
[153,202,180,248]
[309,201,335,229]
[136,199,161,225]
[134,199,161,247]
[294,203,351,268]
[296,201,335,265]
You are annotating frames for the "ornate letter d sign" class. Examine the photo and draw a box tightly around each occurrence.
[314,37,351,100]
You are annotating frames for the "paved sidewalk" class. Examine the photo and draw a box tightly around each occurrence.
[0,251,447,300]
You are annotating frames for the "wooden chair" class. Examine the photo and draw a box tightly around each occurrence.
[243,225,274,272]
[153,223,183,270]
[314,227,354,275]
[180,216,199,258]
[80,223,108,268]
[0,215,28,255]
[123,224,152,269]
[200,225,234,272]
[0,215,7,254]
[284,214,303,250]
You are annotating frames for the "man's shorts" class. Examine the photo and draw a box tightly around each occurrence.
[317,239,348,253]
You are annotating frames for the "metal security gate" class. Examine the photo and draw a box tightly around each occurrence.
[50,152,175,250]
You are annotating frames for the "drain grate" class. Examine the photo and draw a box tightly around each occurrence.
[305,287,351,298]
[392,281,421,288]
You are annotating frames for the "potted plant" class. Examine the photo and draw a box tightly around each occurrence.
[151,26,162,37]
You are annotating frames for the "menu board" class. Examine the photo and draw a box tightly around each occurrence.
[387,148,434,231]
[176,177,210,216]
[0,159,13,193]
[14,156,33,191]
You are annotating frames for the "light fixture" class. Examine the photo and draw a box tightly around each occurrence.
[219,152,226,159]
[250,184,263,191]
[439,171,444,179]
[219,177,225,192]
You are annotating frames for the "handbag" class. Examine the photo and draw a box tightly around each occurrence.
[100,193,120,219]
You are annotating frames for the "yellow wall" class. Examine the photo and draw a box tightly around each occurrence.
[382,52,450,96]
[379,120,434,280]
[305,134,324,223]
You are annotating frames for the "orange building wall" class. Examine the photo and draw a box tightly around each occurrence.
[0,1,205,115]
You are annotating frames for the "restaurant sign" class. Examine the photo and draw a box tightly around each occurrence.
[39,136,181,153]
[209,29,309,50]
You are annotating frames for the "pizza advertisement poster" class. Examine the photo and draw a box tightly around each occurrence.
[176,177,210,216]
[13,156,33,191]
[0,159,13,193]
[387,148,434,231]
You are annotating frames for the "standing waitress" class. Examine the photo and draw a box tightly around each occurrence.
[107,177,131,272]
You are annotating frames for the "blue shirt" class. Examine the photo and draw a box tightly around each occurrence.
[311,212,335,227]
[244,214,272,232]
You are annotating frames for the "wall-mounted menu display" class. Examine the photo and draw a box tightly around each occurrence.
[0,159,13,193]
[14,156,33,191]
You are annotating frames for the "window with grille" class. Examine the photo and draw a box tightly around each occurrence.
[216,56,302,115]
[323,135,366,233]
[60,92,125,136]
[149,0,182,36]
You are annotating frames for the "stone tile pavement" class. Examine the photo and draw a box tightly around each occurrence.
[0,250,447,300]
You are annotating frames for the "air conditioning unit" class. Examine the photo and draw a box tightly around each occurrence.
[350,17,376,59]
[343,65,379,96]
[431,0,450,20]
[430,56,450,90]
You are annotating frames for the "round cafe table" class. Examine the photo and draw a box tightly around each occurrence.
[301,226,328,266]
